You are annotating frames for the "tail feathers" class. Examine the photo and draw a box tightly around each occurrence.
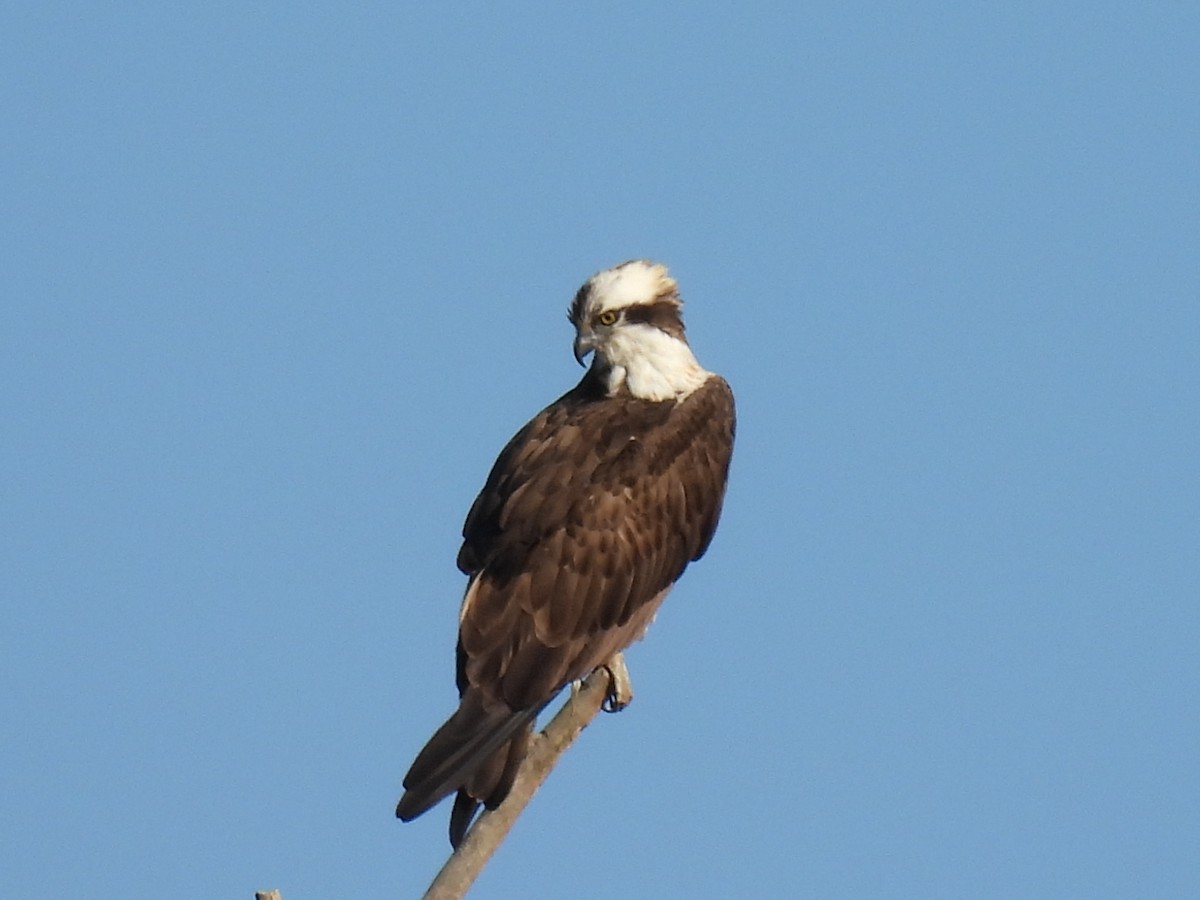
[447,719,534,847]
[396,694,538,825]
[449,791,480,849]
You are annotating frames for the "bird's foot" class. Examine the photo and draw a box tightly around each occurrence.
[602,652,634,713]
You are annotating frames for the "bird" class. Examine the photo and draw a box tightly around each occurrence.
[396,259,735,847]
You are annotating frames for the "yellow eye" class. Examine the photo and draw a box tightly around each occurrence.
[597,310,618,326]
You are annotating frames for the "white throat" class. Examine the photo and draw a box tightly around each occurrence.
[596,324,710,402]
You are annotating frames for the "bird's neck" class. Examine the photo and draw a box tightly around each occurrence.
[594,325,709,402]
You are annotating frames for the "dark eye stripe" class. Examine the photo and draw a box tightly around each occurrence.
[620,301,687,340]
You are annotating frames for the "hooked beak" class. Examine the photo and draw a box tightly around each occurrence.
[573,329,595,367]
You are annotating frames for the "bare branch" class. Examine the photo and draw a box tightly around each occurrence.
[422,661,618,899]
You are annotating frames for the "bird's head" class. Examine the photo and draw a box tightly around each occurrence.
[567,260,708,401]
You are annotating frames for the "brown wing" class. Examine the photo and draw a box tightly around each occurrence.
[398,373,734,841]
[457,373,735,709]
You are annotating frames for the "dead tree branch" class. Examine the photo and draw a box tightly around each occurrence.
[422,662,618,899]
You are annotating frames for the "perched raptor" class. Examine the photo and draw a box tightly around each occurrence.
[396,260,735,846]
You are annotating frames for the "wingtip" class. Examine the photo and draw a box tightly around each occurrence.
[395,793,419,822]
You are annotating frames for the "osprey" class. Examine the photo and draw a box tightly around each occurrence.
[396,260,735,846]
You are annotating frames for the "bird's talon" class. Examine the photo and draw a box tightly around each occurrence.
[601,652,634,713]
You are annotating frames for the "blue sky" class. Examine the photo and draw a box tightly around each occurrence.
[3,4,1198,898]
